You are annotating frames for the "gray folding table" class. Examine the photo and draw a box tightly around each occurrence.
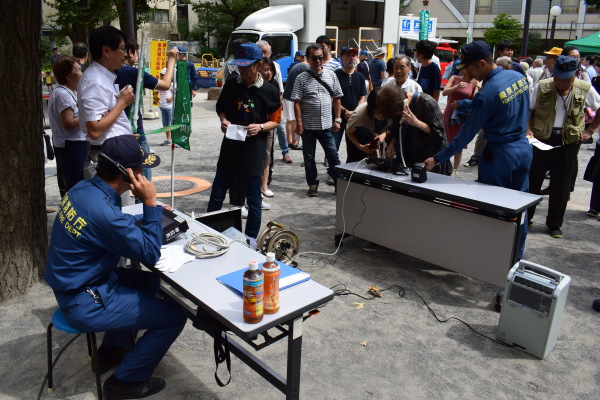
[334,162,542,287]
[124,204,334,399]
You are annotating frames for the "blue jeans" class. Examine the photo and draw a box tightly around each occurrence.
[160,106,173,127]
[207,168,262,238]
[334,120,347,151]
[276,122,289,155]
[137,135,152,181]
[301,128,341,186]
[55,268,187,382]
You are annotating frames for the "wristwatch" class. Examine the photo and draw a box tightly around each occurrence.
[260,124,264,131]
[334,118,342,123]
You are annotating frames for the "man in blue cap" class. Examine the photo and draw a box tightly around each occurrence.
[45,135,187,398]
[207,43,281,247]
[288,50,306,73]
[357,49,369,77]
[423,40,532,258]
[528,55,600,238]
[177,46,200,103]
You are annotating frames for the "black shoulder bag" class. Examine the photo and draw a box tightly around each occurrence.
[306,69,335,97]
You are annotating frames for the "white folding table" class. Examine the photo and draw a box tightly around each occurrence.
[124,204,334,399]
[334,162,542,287]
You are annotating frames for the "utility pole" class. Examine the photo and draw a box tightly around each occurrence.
[521,0,533,57]
[125,0,135,39]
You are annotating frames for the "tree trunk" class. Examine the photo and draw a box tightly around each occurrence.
[0,0,47,301]
[68,25,91,51]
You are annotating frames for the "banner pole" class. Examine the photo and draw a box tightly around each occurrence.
[170,59,178,208]
[131,31,147,132]
[170,143,175,208]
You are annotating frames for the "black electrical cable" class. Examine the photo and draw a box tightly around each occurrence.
[330,283,377,301]
[380,285,513,347]
[37,333,83,400]
[329,282,513,348]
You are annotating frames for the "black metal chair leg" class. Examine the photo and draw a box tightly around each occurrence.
[89,333,103,400]
[46,323,54,393]
[86,332,93,360]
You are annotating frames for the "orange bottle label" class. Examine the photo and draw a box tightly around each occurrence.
[263,268,280,314]
[243,277,263,321]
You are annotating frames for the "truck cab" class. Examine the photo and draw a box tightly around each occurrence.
[223,4,307,83]
[225,31,297,82]
[223,0,401,84]
[435,43,458,87]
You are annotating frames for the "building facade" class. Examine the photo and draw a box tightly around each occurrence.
[401,0,600,46]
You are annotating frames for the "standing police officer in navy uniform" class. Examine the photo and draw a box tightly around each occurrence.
[45,135,187,399]
[423,41,533,259]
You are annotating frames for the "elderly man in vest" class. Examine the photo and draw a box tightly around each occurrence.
[528,55,600,238]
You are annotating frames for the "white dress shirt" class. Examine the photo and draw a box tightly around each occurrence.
[78,61,132,145]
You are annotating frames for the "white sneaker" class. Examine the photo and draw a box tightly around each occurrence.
[261,201,271,210]
[241,206,248,219]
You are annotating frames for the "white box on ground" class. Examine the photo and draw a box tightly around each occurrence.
[497,260,571,359]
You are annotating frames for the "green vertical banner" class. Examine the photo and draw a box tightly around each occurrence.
[172,60,192,150]
[419,10,430,40]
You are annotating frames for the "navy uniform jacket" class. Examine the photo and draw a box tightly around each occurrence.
[114,64,159,136]
[435,66,530,163]
[45,176,163,292]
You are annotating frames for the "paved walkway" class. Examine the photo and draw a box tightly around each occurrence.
[13,88,600,399]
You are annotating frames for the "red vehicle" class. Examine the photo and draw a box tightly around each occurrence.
[434,43,458,87]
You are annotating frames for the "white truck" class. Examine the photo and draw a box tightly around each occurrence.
[224,0,403,82]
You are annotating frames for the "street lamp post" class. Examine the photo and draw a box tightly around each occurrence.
[549,6,562,49]
[521,0,533,57]
[545,0,553,46]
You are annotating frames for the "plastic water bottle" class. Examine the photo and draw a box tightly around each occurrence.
[262,252,280,314]
[243,260,264,323]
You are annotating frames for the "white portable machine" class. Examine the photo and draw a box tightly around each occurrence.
[496,260,571,359]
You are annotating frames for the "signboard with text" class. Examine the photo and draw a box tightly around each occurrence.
[150,40,168,106]
[399,16,437,39]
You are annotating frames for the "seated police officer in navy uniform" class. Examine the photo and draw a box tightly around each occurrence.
[45,135,187,399]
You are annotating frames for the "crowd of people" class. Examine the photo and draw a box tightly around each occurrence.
[213,37,600,309]
[221,38,600,243]
[44,26,600,398]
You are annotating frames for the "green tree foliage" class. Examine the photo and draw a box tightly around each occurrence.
[191,0,269,56]
[43,0,155,45]
[527,31,544,57]
[40,34,70,70]
[483,13,523,51]
[114,0,155,38]
[584,0,600,10]
[44,0,118,45]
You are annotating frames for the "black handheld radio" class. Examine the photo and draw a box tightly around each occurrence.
[97,152,131,183]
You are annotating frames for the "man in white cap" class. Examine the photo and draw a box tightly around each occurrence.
[369,47,387,89]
